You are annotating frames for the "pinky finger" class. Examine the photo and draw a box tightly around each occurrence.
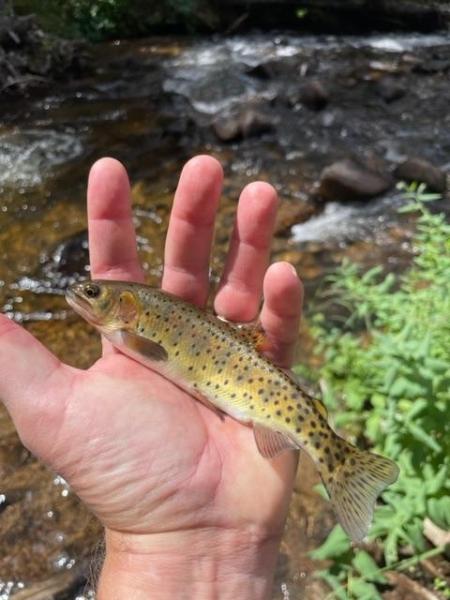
[259,262,303,369]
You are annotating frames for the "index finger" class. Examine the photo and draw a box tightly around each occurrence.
[87,158,144,355]
[87,157,144,283]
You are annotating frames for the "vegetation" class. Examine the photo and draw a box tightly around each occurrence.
[297,184,450,598]
[10,0,215,40]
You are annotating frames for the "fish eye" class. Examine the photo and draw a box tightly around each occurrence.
[84,283,101,299]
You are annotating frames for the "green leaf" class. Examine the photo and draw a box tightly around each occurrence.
[406,422,442,452]
[353,551,387,583]
[428,497,450,529]
[348,577,383,600]
[310,525,351,560]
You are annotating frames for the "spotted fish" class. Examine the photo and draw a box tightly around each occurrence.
[66,280,399,542]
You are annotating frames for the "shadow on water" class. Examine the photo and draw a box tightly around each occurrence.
[0,32,449,598]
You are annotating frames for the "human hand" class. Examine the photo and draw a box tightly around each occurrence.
[0,156,303,599]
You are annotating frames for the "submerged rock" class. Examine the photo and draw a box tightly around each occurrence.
[212,106,277,141]
[394,157,447,193]
[17,230,89,295]
[375,76,406,103]
[318,159,394,201]
[300,80,330,111]
[275,200,318,236]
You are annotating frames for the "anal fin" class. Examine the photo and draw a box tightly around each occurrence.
[254,424,299,459]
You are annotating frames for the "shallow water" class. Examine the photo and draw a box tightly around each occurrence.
[0,31,449,598]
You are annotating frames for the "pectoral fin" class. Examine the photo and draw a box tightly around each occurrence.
[120,330,168,361]
[253,424,299,459]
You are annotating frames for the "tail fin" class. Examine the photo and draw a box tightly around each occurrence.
[321,444,399,543]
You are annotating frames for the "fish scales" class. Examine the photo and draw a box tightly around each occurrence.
[67,280,400,543]
[136,287,323,437]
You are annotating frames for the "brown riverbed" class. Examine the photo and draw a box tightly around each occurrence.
[1,33,449,598]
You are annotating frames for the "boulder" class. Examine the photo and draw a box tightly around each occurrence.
[318,159,394,201]
[394,157,447,193]
[287,79,329,110]
[212,107,276,141]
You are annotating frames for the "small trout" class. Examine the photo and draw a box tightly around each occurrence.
[67,280,399,542]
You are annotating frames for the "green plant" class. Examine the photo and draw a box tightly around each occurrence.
[12,0,214,40]
[299,184,450,596]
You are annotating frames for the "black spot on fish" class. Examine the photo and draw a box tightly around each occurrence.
[285,417,291,424]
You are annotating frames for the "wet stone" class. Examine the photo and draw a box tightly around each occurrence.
[318,158,394,202]
[394,157,447,193]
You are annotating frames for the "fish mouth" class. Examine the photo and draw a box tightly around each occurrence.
[66,285,101,326]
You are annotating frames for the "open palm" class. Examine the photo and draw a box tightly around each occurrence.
[0,156,302,554]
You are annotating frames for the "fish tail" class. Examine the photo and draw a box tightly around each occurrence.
[320,442,399,543]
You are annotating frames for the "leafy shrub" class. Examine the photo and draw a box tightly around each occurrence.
[12,0,214,40]
[298,185,450,596]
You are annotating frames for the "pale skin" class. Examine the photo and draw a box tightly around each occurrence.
[0,155,303,599]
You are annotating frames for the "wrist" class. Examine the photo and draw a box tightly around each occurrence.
[98,525,282,600]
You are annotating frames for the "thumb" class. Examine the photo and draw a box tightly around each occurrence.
[0,315,74,456]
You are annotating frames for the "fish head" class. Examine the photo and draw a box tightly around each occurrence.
[66,280,140,332]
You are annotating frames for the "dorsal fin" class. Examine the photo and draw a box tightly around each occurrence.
[216,315,270,353]
[236,326,270,352]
